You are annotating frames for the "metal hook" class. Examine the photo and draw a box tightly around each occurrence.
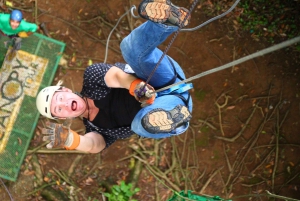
[130,5,140,19]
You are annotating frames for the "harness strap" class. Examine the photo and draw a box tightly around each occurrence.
[173,93,190,107]
[155,55,193,96]
[157,83,193,96]
[155,56,193,108]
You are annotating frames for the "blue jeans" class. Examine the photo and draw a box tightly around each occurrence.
[120,21,193,138]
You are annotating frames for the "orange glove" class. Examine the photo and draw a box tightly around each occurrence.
[129,79,156,106]
[41,119,80,150]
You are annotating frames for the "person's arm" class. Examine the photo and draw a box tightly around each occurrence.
[105,66,156,105]
[17,21,38,37]
[75,131,106,153]
[17,22,39,37]
[104,66,137,89]
[41,121,106,153]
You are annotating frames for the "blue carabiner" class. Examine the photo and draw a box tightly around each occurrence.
[157,83,193,96]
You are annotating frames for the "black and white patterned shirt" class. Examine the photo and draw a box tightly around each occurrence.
[80,62,137,148]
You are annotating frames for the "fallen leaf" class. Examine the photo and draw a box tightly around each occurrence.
[23,169,35,176]
[69,36,77,43]
[6,1,13,7]
[85,177,94,185]
[227,105,235,110]
[44,176,50,182]
[129,158,135,169]
[65,29,69,36]
[233,20,238,25]
[287,166,291,174]
[71,55,76,63]
[265,164,271,168]
[17,137,22,145]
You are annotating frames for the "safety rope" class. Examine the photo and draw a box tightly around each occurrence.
[181,0,241,32]
[154,36,300,93]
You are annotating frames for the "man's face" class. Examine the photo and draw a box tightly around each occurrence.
[10,19,20,30]
[50,88,87,118]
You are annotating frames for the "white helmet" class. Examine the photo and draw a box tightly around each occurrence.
[36,86,61,119]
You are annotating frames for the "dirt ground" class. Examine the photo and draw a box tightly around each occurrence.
[1,0,300,200]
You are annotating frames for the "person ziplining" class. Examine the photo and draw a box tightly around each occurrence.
[35,0,300,154]
[36,0,194,153]
[0,9,40,50]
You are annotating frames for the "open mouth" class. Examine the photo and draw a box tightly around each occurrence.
[71,101,77,111]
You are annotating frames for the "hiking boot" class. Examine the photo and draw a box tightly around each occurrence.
[138,0,191,27]
[142,104,192,133]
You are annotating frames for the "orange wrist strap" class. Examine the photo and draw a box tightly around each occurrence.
[146,96,155,104]
[129,79,143,96]
[65,130,80,150]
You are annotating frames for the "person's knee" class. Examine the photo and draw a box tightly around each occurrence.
[120,39,128,54]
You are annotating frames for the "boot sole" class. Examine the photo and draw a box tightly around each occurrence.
[142,104,192,133]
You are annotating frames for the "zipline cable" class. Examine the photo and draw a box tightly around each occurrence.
[154,36,300,93]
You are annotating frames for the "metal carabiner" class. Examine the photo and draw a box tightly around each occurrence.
[130,5,140,19]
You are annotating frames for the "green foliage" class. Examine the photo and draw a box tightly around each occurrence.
[238,0,300,42]
[104,181,140,201]
[195,90,206,102]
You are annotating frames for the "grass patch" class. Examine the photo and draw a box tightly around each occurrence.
[194,90,206,101]
[195,128,210,147]
[237,0,300,43]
